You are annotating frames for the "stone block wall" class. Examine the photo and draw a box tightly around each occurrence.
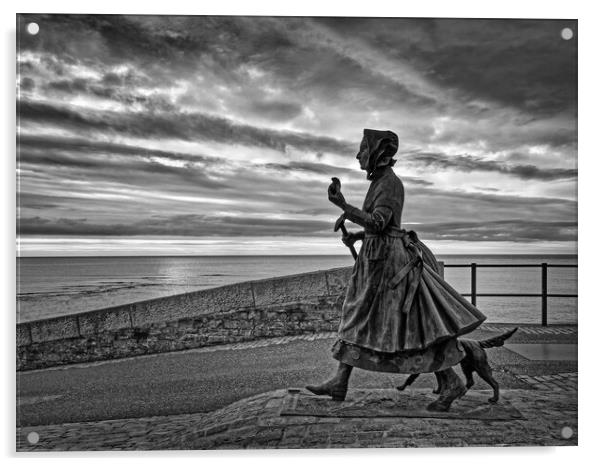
[17,266,353,371]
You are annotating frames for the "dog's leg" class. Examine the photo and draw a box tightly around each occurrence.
[476,364,499,403]
[396,373,419,391]
[426,368,467,412]
[460,360,475,390]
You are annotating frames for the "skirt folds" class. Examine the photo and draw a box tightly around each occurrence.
[334,231,486,373]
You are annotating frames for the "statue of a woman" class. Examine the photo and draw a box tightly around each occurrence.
[306,129,487,411]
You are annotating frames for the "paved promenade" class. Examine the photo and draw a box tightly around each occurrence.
[16,323,577,450]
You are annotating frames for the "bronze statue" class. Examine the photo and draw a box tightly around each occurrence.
[306,129,487,411]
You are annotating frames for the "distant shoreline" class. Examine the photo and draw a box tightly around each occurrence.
[17,253,578,259]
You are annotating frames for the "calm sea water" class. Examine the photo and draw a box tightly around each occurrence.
[17,255,577,324]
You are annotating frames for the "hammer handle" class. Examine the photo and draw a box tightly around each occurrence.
[339,224,358,260]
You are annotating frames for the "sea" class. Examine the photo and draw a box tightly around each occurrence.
[16,255,577,325]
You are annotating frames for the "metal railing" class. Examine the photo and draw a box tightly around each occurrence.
[442,263,577,326]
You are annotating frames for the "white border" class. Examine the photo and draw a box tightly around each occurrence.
[4,1,600,464]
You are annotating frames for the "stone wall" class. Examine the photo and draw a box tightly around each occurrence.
[17,266,353,371]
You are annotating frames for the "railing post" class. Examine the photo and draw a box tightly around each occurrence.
[470,263,477,306]
[541,262,548,326]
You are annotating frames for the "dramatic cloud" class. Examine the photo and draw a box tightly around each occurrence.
[18,101,355,155]
[16,15,577,255]
[18,214,334,237]
[313,18,577,116]
[18,216,575,243]
[403,151,577,181]
[415,220,577,243]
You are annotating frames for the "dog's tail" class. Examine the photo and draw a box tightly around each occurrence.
[478,327,518,349]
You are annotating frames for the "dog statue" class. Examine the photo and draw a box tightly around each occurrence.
[397,327,518,403]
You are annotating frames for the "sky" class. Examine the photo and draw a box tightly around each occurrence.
[16,15,577,256]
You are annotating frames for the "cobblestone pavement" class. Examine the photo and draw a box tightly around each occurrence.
[17,412,209,451]
[478,324,576,335]
[17,387,577,451]
[514,372,577,391]
[174,388,577,449]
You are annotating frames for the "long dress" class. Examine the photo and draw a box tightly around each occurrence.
[332,166,486,374]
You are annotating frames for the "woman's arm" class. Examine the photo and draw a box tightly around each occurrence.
[342,204,393,232]
[328,181,393,232]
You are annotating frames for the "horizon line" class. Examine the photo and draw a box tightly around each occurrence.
[17,253,579,258]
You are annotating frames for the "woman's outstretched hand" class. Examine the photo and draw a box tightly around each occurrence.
[328,179,347,209]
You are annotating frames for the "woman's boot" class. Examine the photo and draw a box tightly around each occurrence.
[426,367,467,412]
[306,362,353,401]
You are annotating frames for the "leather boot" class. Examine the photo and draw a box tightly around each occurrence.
[306,363,352,401]
[426,367,467,412]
